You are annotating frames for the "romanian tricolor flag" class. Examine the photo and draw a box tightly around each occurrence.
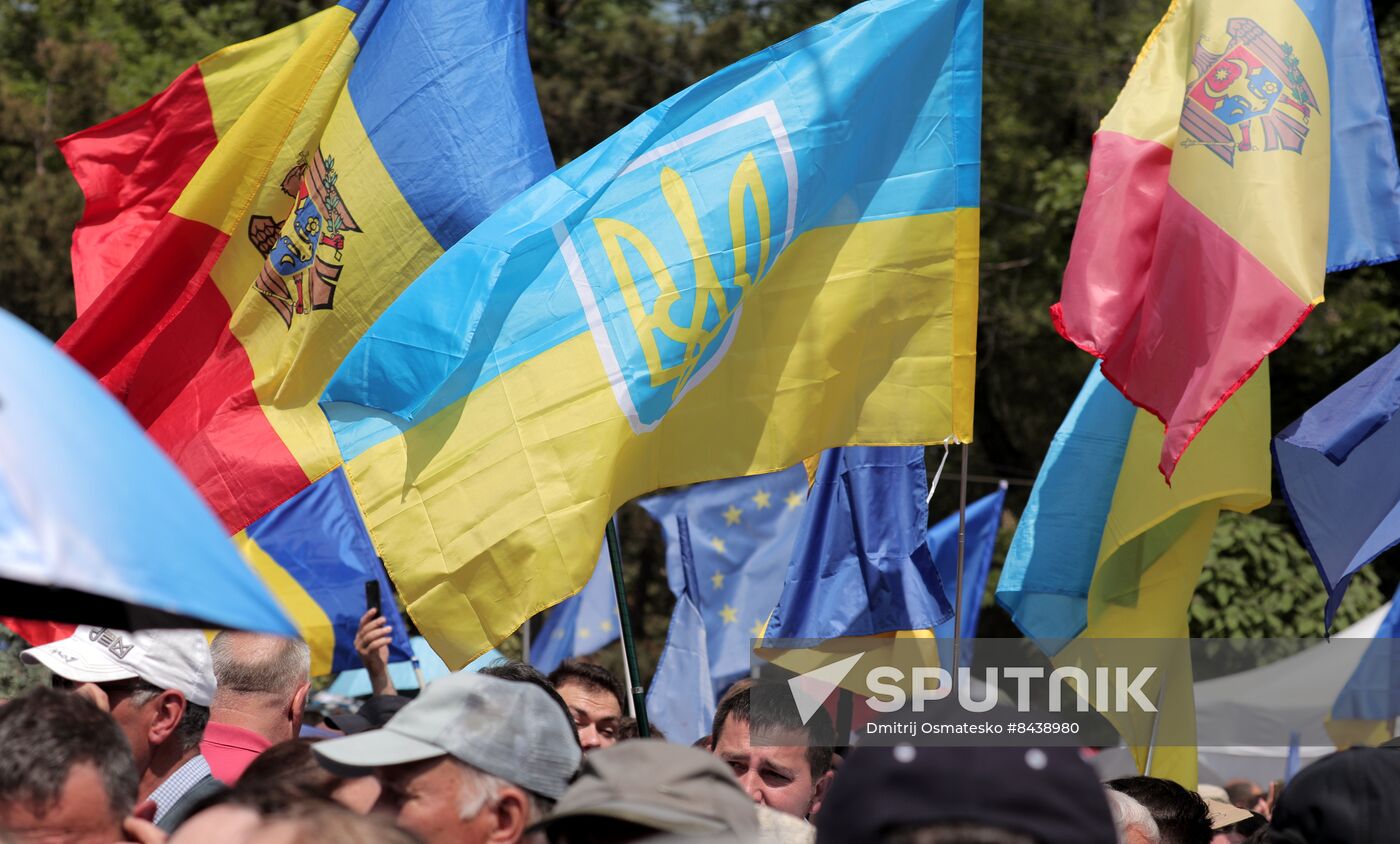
[998,364,1272,787]
[1052,0,1400,480]
[321,0,983,667]
[57,0,552,534]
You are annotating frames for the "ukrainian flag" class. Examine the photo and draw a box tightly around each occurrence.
[998,363,1272,787]
[323,0,984,667]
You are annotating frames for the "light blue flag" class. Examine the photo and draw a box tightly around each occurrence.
[328,639,504,696]
[640,463,810,738]
[996,364,1136,653]
[244,468,413,674]
[1274,344,1400,629]
[0,310,294,634]
[647,591,716,744]
[531,547,620,674]
[930,484,1007,660]
[1285,731,1302,783]
[766,447,953,640]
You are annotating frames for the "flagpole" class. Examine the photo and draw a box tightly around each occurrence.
[606,517,650,734]
[953,443,969,688]
[520,615,532,666]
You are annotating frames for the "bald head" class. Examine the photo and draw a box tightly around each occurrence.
[211,633,311,698]
[209,632,312,747]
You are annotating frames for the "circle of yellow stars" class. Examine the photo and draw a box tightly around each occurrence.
[706,483,809,632]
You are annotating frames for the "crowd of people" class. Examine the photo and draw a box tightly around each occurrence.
[0,615,1396,843]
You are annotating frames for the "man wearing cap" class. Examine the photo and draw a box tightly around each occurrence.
[314,671,582,844]
[533,739,817,844]
[815,745,1118,843]
[22,625,223,831]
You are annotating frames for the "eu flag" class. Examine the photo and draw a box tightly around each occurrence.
[530,547,619,674]
[1274,343,1400,629]
[930,485,1007,657]
[766,447,953,640]
[641,464,810,741]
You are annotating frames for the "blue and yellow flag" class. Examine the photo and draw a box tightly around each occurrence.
[530,547,620,674]
[997,363,1272,786]
[322,0,983,667]
[236,469,413,677]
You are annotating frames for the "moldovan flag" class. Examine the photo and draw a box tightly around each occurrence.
[1052,0,1400,480]
[321,0,982,666]
[56,0,553,535]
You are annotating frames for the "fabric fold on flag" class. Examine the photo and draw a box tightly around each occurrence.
[1274,343,1400,629]
[530,547,619,674]
[641,465,810,710]
[998,362,1272,786]
[321,0,983,666]
[233,467,413,676]
[1327,597,1400,749]
[0,310,294,636]
[930,484,1007,662]
[57,0,553,536]
[1052,0,1400,480]
[767,447,954,640]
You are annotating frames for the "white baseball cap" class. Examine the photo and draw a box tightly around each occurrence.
[22,625,216,707]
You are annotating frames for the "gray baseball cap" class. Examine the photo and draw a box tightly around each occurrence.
[531,739,759,837]
[313,671,581,800]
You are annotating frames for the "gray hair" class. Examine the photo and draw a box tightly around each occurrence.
[0,687,139,821]
[127,681,209,753]
[1106,789,1161,844]
[210,631,311,697]
[456,761,554,826]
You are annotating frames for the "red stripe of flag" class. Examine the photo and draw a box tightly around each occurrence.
[1052,131,1309,478]
[58,65,219,316]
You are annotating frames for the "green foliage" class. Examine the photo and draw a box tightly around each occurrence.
[1191,513,1384,638]
[0,629,49,700]
[2,0,1400,668]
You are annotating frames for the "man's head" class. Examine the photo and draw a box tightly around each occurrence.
[314,671,582,844]
[479,660,577,746]
[708,683,833,818]
[534,740,759,844]
[0,687,140,843]
[1262,747,1400,844]
[169,797,421,844]
[1107,789,1162,844]
[209,631,312,742]
[547,660,626,752]
[1107,777,1213,844]
[23,626,214,773]
[1222,779,1267,814]
[815,746,1118,844]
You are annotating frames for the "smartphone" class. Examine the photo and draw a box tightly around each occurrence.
[364,579,382,616]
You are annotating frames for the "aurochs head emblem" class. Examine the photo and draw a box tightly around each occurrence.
[1180,18,1319,166]
[559,101,799,433]
[248,149,361,327]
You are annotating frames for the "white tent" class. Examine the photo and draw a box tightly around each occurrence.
[1092,602,1392,785]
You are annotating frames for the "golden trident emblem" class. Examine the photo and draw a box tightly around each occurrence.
[591,153,772,400]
